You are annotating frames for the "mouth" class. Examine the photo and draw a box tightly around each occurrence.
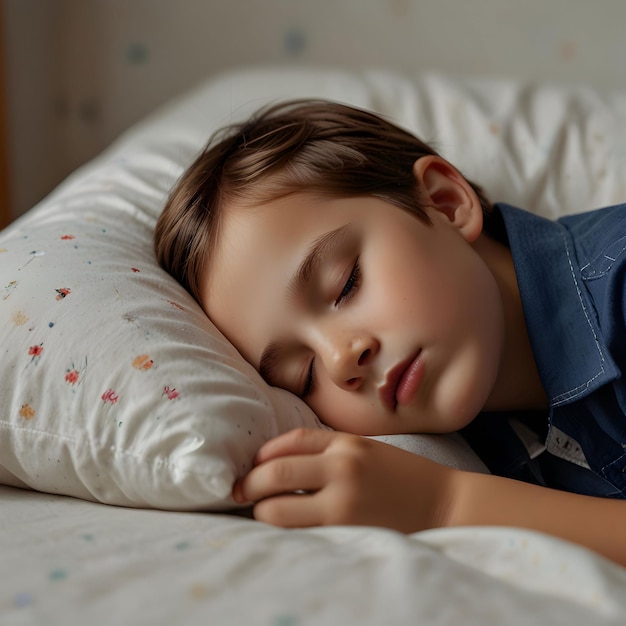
[379,350,424,412]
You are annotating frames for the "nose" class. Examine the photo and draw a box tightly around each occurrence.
[321,333,379,391]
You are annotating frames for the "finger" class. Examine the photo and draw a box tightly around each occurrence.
[240,454,325,503]
[253,492,325,528]
[232,479,246,504]
[255,427,338,465]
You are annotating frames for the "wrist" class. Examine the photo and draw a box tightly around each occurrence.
[437,468,475,529]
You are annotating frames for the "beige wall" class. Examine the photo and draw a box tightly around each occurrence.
[3,0,65,220]
[4,0,626,222]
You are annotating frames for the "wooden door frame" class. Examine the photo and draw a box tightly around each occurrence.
[0,18,11,229]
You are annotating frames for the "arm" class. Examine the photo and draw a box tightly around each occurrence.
[448,469,626,566]
[233,428,626,567]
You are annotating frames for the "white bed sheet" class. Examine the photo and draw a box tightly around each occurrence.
[2,484,626,625]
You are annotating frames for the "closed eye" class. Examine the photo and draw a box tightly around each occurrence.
[302,259,359,398]
[335,259,361,306]
[301,358,315,398]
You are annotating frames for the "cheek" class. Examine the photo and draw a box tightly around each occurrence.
[412,245,495,334]
[435,258,505,422]
[307,391,348,431]
[307,386,378,434]
[374,252,456,332]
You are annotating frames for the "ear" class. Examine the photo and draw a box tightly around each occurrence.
[413,156,483,243]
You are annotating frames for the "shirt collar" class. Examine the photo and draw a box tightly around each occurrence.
[497,203,619,407]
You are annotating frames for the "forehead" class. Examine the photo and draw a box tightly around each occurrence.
[201,193,349,364]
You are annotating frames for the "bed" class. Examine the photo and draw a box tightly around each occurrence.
[2,67,626,625]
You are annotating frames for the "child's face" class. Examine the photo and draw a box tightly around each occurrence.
[202,192,505,436]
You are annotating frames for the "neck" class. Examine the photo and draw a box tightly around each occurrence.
[475,234,549,412]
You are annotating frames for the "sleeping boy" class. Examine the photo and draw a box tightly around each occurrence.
[154,100,626,566]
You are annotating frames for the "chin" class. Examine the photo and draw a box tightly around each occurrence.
[443,350,500,428]
[432,381,492,433]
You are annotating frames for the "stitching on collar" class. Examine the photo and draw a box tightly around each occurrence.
[551,229,606,406]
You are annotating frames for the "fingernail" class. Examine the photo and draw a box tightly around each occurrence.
[232,481,244,503]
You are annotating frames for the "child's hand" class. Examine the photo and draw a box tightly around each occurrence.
[237,428,626,566]
[232,428,457,533]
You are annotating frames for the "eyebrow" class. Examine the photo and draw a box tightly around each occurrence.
[259,224,352,387]
[287,224,353,299]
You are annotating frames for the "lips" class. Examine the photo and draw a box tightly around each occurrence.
[379,350,423,412]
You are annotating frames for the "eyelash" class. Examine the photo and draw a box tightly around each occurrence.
[302,360,315,398]
[335,259,361,306]
[301,259,362,399]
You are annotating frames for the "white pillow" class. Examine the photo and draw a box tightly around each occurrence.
[2,68,624,509]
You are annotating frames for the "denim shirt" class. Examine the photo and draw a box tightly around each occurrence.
[461,203,626,498]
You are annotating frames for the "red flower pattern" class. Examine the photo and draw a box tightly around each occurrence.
[28,345,43,357]
[65,370,79,385]
[163,386,179,400]
[101,389,119,405]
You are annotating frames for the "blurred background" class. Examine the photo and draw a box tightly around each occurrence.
[2,0,626,227]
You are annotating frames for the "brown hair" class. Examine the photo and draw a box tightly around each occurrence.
[154,99,493,303]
